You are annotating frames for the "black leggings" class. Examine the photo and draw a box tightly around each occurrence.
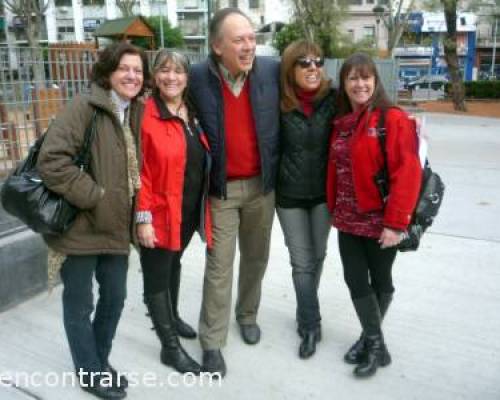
[140,211,198,296]
[338,231,397,299]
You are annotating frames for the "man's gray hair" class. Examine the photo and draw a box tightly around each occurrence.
[208,7,253,53]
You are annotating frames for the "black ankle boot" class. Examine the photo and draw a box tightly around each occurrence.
[353,334,391,377]
[146,292,201,374]
[299,326,321,359]
[350,294,391,377]
[345,292,394,365]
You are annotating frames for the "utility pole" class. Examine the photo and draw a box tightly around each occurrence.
[491,14,498,79]
[159,0,165,48]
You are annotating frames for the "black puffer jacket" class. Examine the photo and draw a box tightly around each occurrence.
[276,89,336,206]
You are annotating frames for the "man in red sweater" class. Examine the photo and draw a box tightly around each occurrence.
[189,8,281,378]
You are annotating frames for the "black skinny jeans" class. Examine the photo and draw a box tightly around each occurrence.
[338,231,397,299]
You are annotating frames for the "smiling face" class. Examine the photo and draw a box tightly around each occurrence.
[109,53,144,101]
[344,68,376,111]
[293,54,323,92]
[154,60,187,103]
[212,13,256,77]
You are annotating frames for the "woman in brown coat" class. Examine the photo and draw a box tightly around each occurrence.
[37,42,150,399]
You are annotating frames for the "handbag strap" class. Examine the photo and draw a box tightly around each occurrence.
[74,109,98,171]
[376,109,389,175]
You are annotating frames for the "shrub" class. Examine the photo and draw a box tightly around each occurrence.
[445,80,500,99]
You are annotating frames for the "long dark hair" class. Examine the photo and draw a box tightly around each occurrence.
[91,42,150,97]
[280,40,331,113]
[336,52,393,117]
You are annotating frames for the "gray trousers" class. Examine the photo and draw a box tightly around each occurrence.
[199,176,275,350]
[276,203,331,330]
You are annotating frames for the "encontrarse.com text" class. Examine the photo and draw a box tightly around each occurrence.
[0,369,222,388]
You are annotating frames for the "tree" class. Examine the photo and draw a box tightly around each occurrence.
[4,0,48,48]
[132,16,184,49]
[272,22,303,55]
[441,0,467,110]
[289,0,348,57]
[115,0,137,17]
[3,0,48,83]
[374,0,417,56]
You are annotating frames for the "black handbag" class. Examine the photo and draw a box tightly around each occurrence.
[374,110,445,252]
[0,110,98,235]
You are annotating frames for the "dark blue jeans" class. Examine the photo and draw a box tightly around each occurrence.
[60,254,128,374]
[277,203,331,331]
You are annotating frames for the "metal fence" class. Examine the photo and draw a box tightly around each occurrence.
[0,46,398,181]
[0,46,204,179]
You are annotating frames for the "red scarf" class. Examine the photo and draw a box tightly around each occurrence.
[296,88,318,117]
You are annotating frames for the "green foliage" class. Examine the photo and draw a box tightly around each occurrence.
[334,36,377,58]
[445,80,500,98]
[132,16,184,49]
[272,23,304,55]
[272,23,376,59]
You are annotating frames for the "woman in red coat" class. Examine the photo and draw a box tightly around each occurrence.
[136,50,212,375]
[326,53,422,378]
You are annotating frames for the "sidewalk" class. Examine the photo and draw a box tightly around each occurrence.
[0,113,499,400]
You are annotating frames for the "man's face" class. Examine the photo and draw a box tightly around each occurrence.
[212,13,256,77]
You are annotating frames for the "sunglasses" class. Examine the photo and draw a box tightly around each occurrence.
[296,57,325,69]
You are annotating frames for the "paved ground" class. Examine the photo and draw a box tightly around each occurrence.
[0,113,499,400]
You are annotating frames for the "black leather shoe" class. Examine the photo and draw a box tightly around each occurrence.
[299,327,321,359]
[176,317,197,339]
[103,364,128,389]
[80,377,126,399]
[239,323,261,345]
[201,350,226,378]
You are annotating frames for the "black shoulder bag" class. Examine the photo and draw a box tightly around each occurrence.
[0,110,98,235]
[374,111,445,252]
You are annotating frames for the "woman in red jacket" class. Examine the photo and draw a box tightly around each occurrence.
[326,53,421,378]
[136,50,212,374]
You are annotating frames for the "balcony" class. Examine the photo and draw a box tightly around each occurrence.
[393,45,433,57]
[177,0,207,12]
[476,36,500,48]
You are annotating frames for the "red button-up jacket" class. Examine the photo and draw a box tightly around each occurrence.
[136,97,212,250]
[327,107,422,230]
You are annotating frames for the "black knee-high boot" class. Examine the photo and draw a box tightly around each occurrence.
[145,291,201,374]
[344,292,393,364]
[350,293,391,378]
[170,260,197,339]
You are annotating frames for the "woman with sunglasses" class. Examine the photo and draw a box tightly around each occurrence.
[327,53,421,377]
[136,50,212,374]
[276,40,336,359]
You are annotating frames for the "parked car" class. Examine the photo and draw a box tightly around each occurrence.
[407,75,449,91]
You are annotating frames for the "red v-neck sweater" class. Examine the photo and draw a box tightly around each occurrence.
[222,78,261,179]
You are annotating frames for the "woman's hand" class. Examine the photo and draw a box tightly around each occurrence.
[378,227,404,249]
[137,223,157,248]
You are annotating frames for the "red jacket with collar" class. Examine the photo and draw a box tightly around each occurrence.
[326,107,422,230]
[136,97,212,250]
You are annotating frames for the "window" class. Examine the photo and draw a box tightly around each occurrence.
[348,0,363,5]
[366,0,375,4]
[363,25,375,39]
[55,0,71,6]
[249,0,259,8]
[230,0,238,7]
[347,29,355,40]
[82,0,105,5]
